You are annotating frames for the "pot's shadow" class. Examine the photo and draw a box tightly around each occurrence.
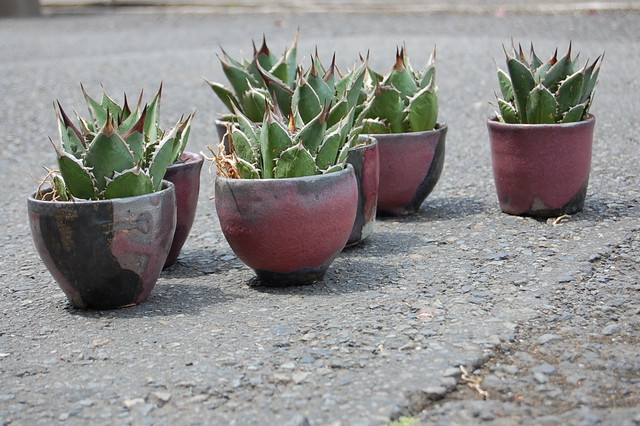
[376,196,492,223]
[247,257,401,296]
[162,248,243,279]
[65,282,237,318]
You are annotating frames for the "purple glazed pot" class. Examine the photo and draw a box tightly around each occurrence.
[215,165,358,286]
[346,136,379,246]
[163,151,204,267]
[374,124,447,216]
[27,182,176,309]
[487,115,595,217]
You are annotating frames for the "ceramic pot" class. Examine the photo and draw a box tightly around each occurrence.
[487,115,595,217]
[346,136,379,246]
[374,124,447,216]
[163,152,204,267]
[215,165,358,286]
[27,182,176,309]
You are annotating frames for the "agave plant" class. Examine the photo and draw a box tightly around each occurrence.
[356,46,438,134]
[44,85,194,201]
[211,98,360,180]
[205,32,299,122]
[495,42,603,124]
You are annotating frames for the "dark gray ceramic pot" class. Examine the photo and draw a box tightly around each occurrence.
[27,182,176,309]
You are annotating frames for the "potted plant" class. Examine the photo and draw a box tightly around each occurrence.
[487,42,603,216]
[28,89,194,309]
[356,46,446,216]
[207,101,360,286]
[208,40,379,246]
[206,32,299,142]
[77,86,201,266]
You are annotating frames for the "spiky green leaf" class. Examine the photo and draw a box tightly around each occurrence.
[149,130,178,190]
[506,55,536,123]
[104,168,153,199]
[206,79,241,114]
[497,68,514,102]
[230,127,259,165]
[294,110,327,154]
[556,71,584,117]
[497,100,519,124]
[562,103,587,123]
[260,111,293,179]
[526,84,558,124]
[274,142,317,178]
[315,131,342,170]
[406,83,438,132]
[55,148,97,199]
[84,119,135,191]
[236,157,261,179]
[292,78,322,123]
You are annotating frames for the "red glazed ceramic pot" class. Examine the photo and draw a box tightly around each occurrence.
[27,182,176,309]
[163,151,204,267]
[346,136,379,246]
[215,165,358,286]
[487,115,595,217]
[374,124,447,216]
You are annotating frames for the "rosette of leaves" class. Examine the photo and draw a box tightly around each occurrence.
[212,99,360,180]
[48,86,194,201]
[495,42,603,124]
[210,54,367,180]
[356,46,438,134]
[205,32,299,122]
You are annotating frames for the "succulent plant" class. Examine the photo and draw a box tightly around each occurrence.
[206,32,299,122]
[210,98,360,180]
[207,43,368,180]
[495,42,603,124]
[43,85,194,201]
[356,46,438,134]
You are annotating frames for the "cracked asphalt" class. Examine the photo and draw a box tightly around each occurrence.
[1,2,639,425]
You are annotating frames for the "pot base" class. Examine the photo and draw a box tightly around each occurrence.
[255,267,327,286]
[501,181,588,217]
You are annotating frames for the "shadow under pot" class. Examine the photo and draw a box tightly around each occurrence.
[487,115,595,217]
[374,124,447,216]
[345,136,380,246]
[162,151,204,268]
[214,165,358,286]
[27,182,177,309]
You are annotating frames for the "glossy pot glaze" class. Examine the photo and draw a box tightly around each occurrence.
[487,115,595,217]
[27,183,176,309]
[215,165,358,286]
[163,152,204,267]
[374,124,447,216]
[346,137,379,246]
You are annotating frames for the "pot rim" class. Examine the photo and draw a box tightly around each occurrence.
[350,135,378,152]
[215,163,355,184]
[28,180,175,205]
[487,114,595,129]
[166,151,204,168]
[362,122,448,138]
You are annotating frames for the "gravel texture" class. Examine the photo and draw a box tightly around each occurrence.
[0,6,638,426]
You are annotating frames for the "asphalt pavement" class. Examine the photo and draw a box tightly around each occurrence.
[0,3,639,426]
